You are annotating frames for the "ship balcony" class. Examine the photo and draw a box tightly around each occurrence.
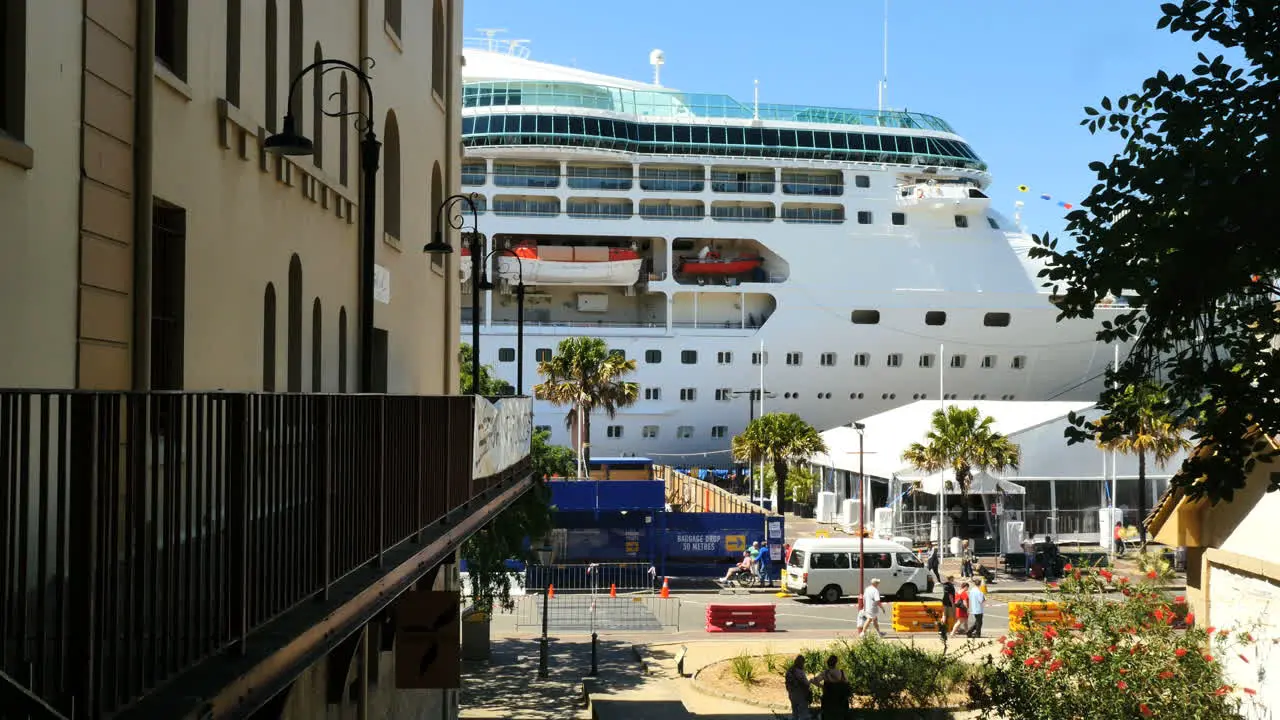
[896,183,991,212]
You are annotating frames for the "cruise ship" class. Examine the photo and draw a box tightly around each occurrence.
[458,36,1126,464]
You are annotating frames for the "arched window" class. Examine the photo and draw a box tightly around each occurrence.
[339,75,349,185]
[225,0,242,104]
[287,254,302,391]
[311,43,324,167]
[263,283,277,391]
[431,0,445,98]
[383,110,401,239]
[288,0,304,124]
[311,298,322,391]
[264,0,277,130]
[430,161,444,267]
[338,306,348,393]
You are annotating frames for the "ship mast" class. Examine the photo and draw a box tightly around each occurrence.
[878,0,889,112]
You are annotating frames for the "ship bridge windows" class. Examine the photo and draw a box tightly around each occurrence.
[639,165,704,192]
[645,349,662,363]
[567,163,633,190]
[919,354,936,369]
[886,353,902,367]
[711,201,776,222]
[925,311,947,326]
[493,161,559,188]
[857,211,873,225]
[983,312,1012,327]
[462,161,487,186]
[567,198,634,218]
[851,310,880,324]
[781,203,845,224]
[492,195,560,217]
[640,199,705,219]
[782,170,842,196]
[711,168,775,194]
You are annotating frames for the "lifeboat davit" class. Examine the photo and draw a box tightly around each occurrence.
[496,243,643,286]
[678,252,764,276]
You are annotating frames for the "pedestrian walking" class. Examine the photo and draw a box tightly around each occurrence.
[950,581,970,637]
[966,580,986,638]
[1113,521,1126,557]
[960,539,974,578]
[785,654,813,720]
[857,577,884,638]
[940,575,957,638]
[926,541,941,584]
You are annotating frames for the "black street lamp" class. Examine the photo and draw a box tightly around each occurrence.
[423,194,482,393]
[266,58,380,393]
[476,248,526,395]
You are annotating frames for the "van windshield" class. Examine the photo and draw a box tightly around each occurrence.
[788,549,806,568]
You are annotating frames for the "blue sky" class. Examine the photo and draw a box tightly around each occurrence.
[463,0,1210,239]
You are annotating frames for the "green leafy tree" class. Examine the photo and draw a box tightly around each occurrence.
[1027,1,1280,502]
[731,413,827,513]
[785,465,818,506]
[1094,381,1193,545]
[533,337,639,471]
[901,406,1022,539]
[459,343,513,395]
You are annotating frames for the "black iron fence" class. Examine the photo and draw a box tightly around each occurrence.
[0,390,509,718]
[515,564,680,633]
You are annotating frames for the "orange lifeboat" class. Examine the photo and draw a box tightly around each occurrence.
[496,242,643,286]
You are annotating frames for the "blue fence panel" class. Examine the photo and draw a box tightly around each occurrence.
[549,480,666,511]
[661,513,785,576]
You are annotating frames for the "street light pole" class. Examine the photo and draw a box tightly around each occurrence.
[266,58,379,392]
[423,194,481,390]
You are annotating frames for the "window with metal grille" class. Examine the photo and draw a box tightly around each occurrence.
[151,202,186,391]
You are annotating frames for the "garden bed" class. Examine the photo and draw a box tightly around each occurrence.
[691,639,988,717]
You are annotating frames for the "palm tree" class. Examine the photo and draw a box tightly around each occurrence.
[1094,380,1192,546]
[731,413,827,513]
[901,406,1022,539]
[533,337,639,474]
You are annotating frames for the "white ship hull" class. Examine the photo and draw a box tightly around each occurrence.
[458,42,1128,464]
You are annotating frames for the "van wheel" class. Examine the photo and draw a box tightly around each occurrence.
[898,583,918,602]
[821,585,841,603]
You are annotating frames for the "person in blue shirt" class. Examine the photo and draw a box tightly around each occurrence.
[756,541,772,587]
[966,581,986,637]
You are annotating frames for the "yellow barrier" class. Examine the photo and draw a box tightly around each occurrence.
[1008,601,1064,632]
[891,601,946,632]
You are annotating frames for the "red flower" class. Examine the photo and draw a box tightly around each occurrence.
[1118,667,1130,674]
[1185,612,1195,625]
[1002,647,1013,657]
[1204,653,1215,662]
[1100,569,1113,581]
[1175,648,1187,658]
[1117,680,1128,690]
[1024,658,1039,667]
[1091,654,1104,663]
[1175,595,1186,603]
[1140,703,1153,717]
[1206,625,1216,635]
[1159,671,1174,679]
[1108,645,1118,652]
[1147,570,1158,579]
[998,635,1007,643]
[1064,563,1073,571]
[1118,576,1129,584]
[1214,685,1231,696]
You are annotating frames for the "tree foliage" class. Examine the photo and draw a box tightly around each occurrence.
[1094,381,1193,542]
[1028,0,1280,502]
[902,406,1021,538]
[459,343,512,395]
[731,412,827,511]
[533,337,639,469]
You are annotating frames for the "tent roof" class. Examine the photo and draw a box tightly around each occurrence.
[810,400,1095,480]
[915,470,1026,495]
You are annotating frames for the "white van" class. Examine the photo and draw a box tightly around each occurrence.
[784,537,934,603]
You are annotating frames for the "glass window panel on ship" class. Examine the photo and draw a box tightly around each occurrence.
[462,113,986,171]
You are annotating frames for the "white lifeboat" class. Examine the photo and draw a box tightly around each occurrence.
[897,183,991,212]
[496,243,643,286]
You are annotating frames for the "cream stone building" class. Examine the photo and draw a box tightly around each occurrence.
[0,0,464,396]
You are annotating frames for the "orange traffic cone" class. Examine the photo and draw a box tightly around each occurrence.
[660,577,670,599]
[610,583,617,598]
[548,584,556,599]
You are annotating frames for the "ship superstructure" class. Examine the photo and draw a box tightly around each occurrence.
[457,36,1125,463]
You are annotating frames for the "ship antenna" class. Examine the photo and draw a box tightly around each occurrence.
[753,79,760,121]
[650,49,665,86]
[878,0,889,112]
[476,27,506,52]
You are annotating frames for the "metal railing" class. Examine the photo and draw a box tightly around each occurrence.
[657,466,769,515]
[515,564,679,633]
[0,390,507,718]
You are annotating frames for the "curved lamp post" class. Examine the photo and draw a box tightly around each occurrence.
[422,194,483,392]
[477,248,526,395]
[266,58,380,392]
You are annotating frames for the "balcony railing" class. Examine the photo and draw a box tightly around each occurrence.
[0,390,530,718]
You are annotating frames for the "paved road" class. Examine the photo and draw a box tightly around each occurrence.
[490,589,1014,641]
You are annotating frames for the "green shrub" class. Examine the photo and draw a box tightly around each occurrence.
[762,647,781,673]
[730,652,757,686]
[826,636,975,710]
